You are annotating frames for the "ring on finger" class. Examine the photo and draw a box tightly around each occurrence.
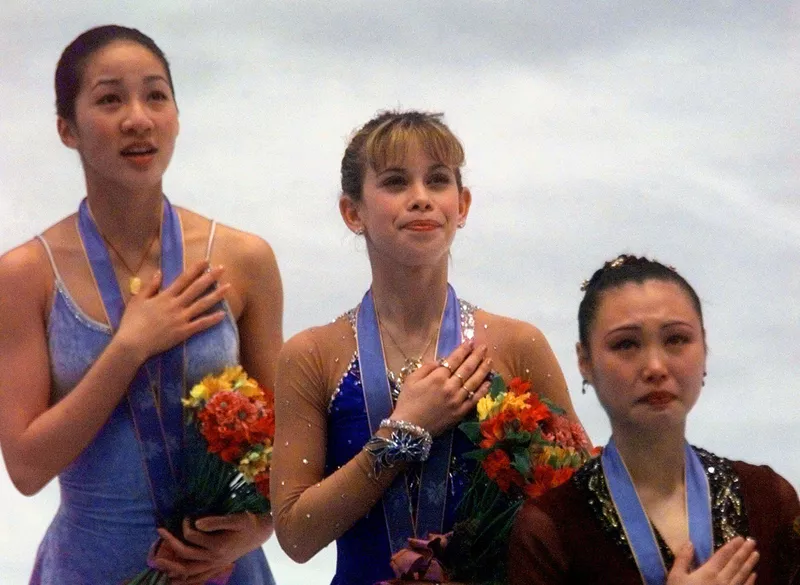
[438,358,454,374]
[453,371,465,382]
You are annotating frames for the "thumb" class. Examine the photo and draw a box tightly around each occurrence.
[140,269,162,297]
[671,542,694,574]
[193,514,239,532]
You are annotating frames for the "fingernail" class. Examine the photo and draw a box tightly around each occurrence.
[486,358,493,366]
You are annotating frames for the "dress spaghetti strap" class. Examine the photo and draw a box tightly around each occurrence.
[35,234,64,283]
[205,220,217,261]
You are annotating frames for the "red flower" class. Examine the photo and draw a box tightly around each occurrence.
[524,465,576,498]
[482,450,525,492]
[507,377,532,396]
[198,391,266,463]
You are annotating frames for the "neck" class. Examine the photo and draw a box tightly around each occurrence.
[368,258,449,338]
[85,187,163,251]
[610,424,686,495]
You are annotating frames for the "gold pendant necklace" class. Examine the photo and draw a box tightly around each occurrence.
[86,203,161,295]
[377,312,439,385]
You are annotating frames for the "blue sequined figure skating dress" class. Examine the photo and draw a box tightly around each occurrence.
[324,301,477,585]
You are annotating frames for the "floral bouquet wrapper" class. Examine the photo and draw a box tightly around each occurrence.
[375,533,459,584]
[126,366,274,585]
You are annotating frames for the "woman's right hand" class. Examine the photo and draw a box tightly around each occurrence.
[666,537,759,585]
[389,340,492,437]
[115,260,230,363]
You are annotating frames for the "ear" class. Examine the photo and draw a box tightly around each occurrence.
[458,186,472,225]
[576,342,592,383]
[57,117,79,150]
[339,194,364,235]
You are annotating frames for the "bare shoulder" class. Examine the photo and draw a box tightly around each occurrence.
[475,309,546,351]
[281,315,353,361]
[213,222,277,271]
[0,238,51,296]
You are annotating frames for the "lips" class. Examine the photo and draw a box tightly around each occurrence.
[121,143,157,157]
[403,220,441,231]
[639,391,676,406]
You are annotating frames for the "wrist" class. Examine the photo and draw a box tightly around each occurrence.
[108,333,149,369]
[363,421,433,478]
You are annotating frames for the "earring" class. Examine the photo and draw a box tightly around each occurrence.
[582,379,589,395]
[457,220,466,228]
[354,227,364,236]
[702,370,707,387]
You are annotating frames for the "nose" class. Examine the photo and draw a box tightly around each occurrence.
[407,180,433,211]
[121,99,154,134]
[642,347,668,383]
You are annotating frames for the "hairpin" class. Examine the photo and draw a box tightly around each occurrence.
[609,256,625,269]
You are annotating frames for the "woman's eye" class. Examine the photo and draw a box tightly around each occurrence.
[96,94,120,105]
[611,338,638,351]
[666,334,690,346]
[149,90,169,101]
[428,173,451,186]
[381,176,406,189]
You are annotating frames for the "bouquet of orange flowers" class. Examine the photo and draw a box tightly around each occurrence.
[443,376,593,583]
[127,366,274,585]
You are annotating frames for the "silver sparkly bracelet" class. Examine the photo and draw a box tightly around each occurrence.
[378,418,432,443]
[363,428,433,477]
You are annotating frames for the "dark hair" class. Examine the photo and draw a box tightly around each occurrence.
[341,110,465,202]
[578,255,704,350]
[55,25,175,121]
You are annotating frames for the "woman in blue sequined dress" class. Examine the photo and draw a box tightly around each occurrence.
[272,110,585,584]
[0,26,282,585]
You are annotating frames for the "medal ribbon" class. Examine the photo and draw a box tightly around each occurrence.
[78,196,186,524]
[601,439,713,584]
[357,285,459,554]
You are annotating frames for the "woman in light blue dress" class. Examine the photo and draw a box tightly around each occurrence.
[0,25,282,585]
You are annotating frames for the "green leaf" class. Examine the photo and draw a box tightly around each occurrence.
[511,451,531,475]
[462,448,491,462]
[488,375,507,399]
[459,420,482,443]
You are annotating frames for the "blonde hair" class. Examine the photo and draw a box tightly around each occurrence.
[341,110,465,201]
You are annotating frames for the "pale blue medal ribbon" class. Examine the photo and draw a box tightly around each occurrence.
[601,439,713,584]
[356,285,459,554]
[78,197,186,524]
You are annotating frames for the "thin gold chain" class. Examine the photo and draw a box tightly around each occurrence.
[86,202,161,294]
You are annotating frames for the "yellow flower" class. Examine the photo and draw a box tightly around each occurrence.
[477,395,498,421]
[235,376,263,399]
[239,445,273,481]
[500,392,531,414]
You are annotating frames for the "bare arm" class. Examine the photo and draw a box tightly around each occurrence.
[480,313,583,427]
[0,245,228,495]
[271,328,406,563]
[234,234,283,390]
